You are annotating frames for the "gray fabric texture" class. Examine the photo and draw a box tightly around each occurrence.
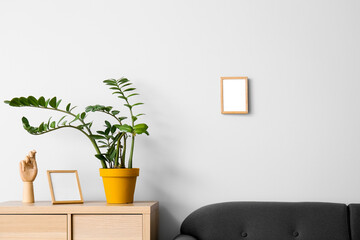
[179,202,350,240]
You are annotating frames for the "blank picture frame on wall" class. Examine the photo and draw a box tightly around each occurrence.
[221,77,248,114]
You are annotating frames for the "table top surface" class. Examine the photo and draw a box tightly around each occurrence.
[0,201,159,214]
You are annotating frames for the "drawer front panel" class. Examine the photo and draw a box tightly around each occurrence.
[73,214,142,240]
[0,215,67,240]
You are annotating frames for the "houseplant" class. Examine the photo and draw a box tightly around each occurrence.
[4,77,149,203]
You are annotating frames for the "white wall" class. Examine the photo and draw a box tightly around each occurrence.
[1,0,360,239]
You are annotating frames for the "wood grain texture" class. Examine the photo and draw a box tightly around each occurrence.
[0,215,67,240]
[151,203,159,240]
[72,215,142,240]
[0,201,159,240]
[68,213,72,240]
[0,201,158,214]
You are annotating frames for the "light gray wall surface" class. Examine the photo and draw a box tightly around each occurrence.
[1,0,360,239]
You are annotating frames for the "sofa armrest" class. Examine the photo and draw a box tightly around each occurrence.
[173,234,198,240]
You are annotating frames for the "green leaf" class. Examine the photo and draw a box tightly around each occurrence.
[123,88,136,92]
[108,148,116,160]
[47,117,52,127]
[4,100,10,104]
[136,113,145,117]
[22,117,29,127]
[19,97,30,106]
[50,121,56,128]
[117,96,127,100]
[49,97,57,108]
[85,106,93,112]
[66,103,71,112]
[134,123,149,134]
[113,132,123,142]
[69,106,77,112]
[124,104,132,109]
[27,96,39,107]
[111,110,120,115]
[111,125,117,134]
[57,116,66,126]
[104,106,113,112]
[56,99,62,108]
[118,117,127,121]
[118,78,129,84]
[45,98,50,107]
[105,82,117,86]
[38,122,45,132]
[127,93,139,98]
[132,103,144,107]
[26,127,34,133]
[103,79,116,83]
[97,131,106,135]
[9,98,21,107]
[115,124,133,133]
[103,79,117,85]
[28,126,36,133]
[95,154,108,162]
[90,135,107,140]
[105,127,110,135]
[132,116,138,122]
[105,120,111,128]
[62,120,67,126]
[69,114,80,124]
[121,83,132,88]
[134,123,148,129]
[94,105,104,111]
[80,112,86,120]
[38,97,46,107]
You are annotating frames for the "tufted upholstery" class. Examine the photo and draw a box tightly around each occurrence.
[174,202,351,240]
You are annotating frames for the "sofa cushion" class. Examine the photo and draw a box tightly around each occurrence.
[348,204,360,240]
[180,202,350,240]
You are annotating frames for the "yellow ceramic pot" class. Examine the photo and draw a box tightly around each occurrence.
[99,168,139,204]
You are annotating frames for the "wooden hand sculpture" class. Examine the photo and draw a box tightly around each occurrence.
[19,150,38,203]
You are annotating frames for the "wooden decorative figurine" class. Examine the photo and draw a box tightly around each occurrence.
[19,150,38,203]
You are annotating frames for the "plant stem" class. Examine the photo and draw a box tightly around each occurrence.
[128,135,135,168]
[30,105,93,135]
[93,110,124,168]
[33,105,107,167]
[100,111,123,125]
[114,133,122,168]
[121,135,127,168]
[123,95,136,168]
[31,123,107,168]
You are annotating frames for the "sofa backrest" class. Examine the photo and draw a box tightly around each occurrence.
[180,202,350,240]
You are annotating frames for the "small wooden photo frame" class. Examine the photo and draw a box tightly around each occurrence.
[221,77,248,114]
[47,170,84,204]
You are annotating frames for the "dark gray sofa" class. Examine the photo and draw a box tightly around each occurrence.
[173,202,360,240]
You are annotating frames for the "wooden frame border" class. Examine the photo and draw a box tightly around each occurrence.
[47,170,84,204]
[221,76,248,114]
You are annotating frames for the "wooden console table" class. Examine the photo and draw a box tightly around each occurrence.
[0,201,158,240]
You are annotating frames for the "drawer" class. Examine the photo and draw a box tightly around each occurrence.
[72,214,143,240]
[0,215,67,240]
